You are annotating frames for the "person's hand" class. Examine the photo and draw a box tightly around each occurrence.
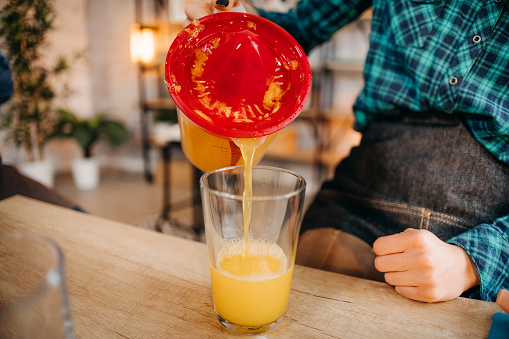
[373,228,480,303]
[184,0,215,24]
[497,289,509,313]
[185,0,258,24]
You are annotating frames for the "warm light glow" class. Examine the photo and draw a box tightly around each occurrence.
[130,23,156,64]
[130,23,141,63]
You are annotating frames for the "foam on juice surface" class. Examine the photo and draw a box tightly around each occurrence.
[210,238,293,327]
[216,238,288,279]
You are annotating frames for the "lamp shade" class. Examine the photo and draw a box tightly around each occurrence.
[130,23,156,64]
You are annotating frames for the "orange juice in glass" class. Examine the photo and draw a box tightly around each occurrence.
[211,238,293,328]
[200,166,306,334]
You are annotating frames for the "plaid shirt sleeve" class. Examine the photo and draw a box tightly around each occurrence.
[256,0,371,53]
[448,216,509,302]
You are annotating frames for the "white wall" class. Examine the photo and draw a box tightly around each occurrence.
[51,0,93,117]
[87,0,139,124]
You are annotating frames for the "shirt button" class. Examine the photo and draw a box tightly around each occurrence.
[449,77,458,85]
[473,35,481,43]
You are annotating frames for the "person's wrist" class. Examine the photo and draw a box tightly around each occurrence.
[456,245,480,292]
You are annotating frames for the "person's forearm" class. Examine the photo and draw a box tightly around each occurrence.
[447,215,509,302]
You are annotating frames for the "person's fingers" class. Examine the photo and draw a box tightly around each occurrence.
[374,252,414,272]
[185,0,259,23]
[185,0,214,22]
[213,0,235,11]
[383,270,421,287]
[497,289,509,313]
[373,231,409,256]
[394,286,435,302]
[373,228,432,256]
[395,283,457,303]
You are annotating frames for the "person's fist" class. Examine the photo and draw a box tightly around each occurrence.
[373,228,480,302]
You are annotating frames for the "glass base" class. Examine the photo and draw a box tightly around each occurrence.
[217,314,284,335]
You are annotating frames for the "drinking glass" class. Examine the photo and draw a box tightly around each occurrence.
[0,231,74,339]
[200,165,306,334]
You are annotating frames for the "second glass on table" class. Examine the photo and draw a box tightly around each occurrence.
[0,231,74,339]
[200,166,306,334]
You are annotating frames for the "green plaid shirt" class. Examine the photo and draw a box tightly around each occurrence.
[258,0,509,302]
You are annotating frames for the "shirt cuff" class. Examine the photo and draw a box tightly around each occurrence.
[447,220,509,302]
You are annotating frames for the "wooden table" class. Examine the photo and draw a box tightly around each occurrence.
[0,196,501,338]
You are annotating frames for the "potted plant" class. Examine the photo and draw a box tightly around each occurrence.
[51,109,130,190]
[0,0,69,187]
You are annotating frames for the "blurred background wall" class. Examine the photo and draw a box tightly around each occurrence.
[0,0,370,179]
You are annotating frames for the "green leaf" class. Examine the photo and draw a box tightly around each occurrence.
[48,109,130,158]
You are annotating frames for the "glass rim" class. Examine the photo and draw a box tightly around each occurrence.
[0,231,66,318]
[200,165,306,201]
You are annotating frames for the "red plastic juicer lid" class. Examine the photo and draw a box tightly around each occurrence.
[165,12,312,138]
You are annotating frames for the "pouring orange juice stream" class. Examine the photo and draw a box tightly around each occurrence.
[233,137,262,257]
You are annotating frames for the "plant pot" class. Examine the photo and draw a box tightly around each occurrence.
[19,159,54,188]
[72,158,99,190]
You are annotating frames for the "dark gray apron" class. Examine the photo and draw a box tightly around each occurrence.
[302,113,509,246]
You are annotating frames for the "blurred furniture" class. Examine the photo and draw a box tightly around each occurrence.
[0,196,502,338]
[157,141,203,237]
[133,0,203,231]
[132,0,181,183]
